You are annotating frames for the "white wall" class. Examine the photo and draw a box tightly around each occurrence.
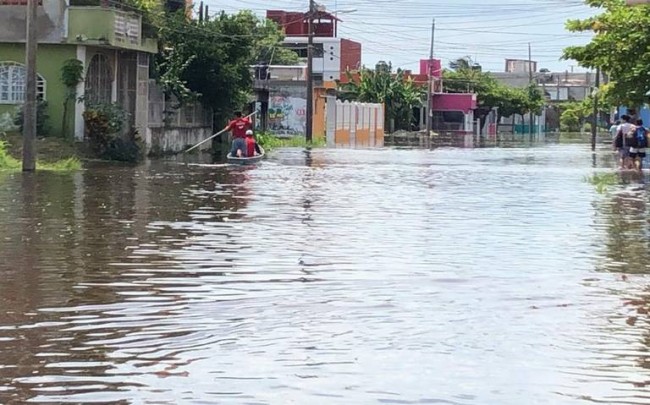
[283,36,341,81]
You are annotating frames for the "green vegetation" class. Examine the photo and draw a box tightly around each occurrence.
[338,62,425,131]
[83,102,142,162]
[0,139,81,171]
[60,59,84,140]
[585,172,619,194]
[14,100,50,137]
[156,10,298,126]
[564,1,650,107]
[558,96,611,132]
[256,132,326,150]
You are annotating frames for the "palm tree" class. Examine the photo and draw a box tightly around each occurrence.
[339,63,425,131]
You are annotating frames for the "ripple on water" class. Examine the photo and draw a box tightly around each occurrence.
[0,145,650,404]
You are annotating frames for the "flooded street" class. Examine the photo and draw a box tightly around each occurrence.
[1,144,650,404]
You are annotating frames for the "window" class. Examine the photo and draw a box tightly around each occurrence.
[0,62,46,104]
[85,54,113,105]
[285,43,324,58]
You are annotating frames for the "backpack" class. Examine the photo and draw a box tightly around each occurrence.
[636,127,648,148]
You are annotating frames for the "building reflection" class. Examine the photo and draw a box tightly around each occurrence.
[0,161,251,402]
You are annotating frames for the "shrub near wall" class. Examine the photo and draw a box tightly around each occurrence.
[83,102,143,162]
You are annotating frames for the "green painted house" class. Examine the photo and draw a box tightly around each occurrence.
[0,0,157,139]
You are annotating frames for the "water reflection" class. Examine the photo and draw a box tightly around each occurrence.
[0,145,650,404]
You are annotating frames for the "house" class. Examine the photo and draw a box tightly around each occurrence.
[252,9,362,138]
[266,9,362,84]
[0,0,157,140]
[491,69,599,102]
[0,0,212,154]
[419,59,477,140]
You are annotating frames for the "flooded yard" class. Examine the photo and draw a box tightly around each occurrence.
[1,144,649,404]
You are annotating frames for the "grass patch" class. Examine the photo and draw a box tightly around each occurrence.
[585,172,619,194]
[257,132,326,151]
[0,139,81,171]
[0,140,21,169]
[37,157,81,171]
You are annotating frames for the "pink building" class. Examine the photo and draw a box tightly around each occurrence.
[416,59,477,140]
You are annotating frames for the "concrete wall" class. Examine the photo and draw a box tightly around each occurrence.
[0,0,67,43]
[325,97,384,148]
[67,7,157,54]
[147,126,212,155]
[268,82,307,136]
[0,43,76,138]
[340,38,361,73]
[283,37,341,82]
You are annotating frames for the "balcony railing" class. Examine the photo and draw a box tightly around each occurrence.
[67,5,157,53]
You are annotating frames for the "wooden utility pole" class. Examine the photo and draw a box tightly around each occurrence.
[23,0,38,172]
[305,0,315,142]
[426,18,435,136]
[591,67,600,152]
[528,42,534,142]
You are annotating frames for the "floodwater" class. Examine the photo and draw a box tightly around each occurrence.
[1,144,650,405]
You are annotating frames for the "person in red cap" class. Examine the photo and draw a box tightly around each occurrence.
[245,129,261,157]
[224,111,251,157]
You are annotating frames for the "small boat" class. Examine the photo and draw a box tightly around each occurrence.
[226,146,265,165]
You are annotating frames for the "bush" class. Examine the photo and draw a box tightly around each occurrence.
[14,100,50,136]
[0,112,17,132]
[83,102,143,162]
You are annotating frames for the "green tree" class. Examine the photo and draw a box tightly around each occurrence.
[563,0,650,106]
[253,19,300,65]
[559,95,611,132]
[338,62,425,131]
[156,10,298,126]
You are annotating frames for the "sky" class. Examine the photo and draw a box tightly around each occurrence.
[206,0,598,74]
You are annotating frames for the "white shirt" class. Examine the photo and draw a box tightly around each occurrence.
[619,122,634,146]
[610,124,619,140]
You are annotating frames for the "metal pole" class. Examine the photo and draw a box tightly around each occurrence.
[23,0,38,172]
[426,18,435,136]
[305,0,315,142]
[591,67,600,152]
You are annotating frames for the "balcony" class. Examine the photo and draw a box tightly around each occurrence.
[67,6,157,54]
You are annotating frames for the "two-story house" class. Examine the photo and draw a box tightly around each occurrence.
[0,0,157,140]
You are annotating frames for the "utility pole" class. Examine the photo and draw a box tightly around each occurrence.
[23,0,38,172]
[591,67,600,152]
[426,18,435,136]
[305,0,315,143]
[528,42,534,142]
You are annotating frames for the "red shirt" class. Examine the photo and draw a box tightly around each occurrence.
[227,117,251,138]
[246,137,256,157]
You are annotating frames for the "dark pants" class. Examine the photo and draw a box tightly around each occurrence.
[231,138,245,156]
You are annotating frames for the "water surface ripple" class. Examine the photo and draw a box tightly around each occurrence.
[1,145,650,404]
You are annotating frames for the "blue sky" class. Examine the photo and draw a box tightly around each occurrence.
[207,0,597,73]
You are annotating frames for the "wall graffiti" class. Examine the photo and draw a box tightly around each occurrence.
[269,86,306,136]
